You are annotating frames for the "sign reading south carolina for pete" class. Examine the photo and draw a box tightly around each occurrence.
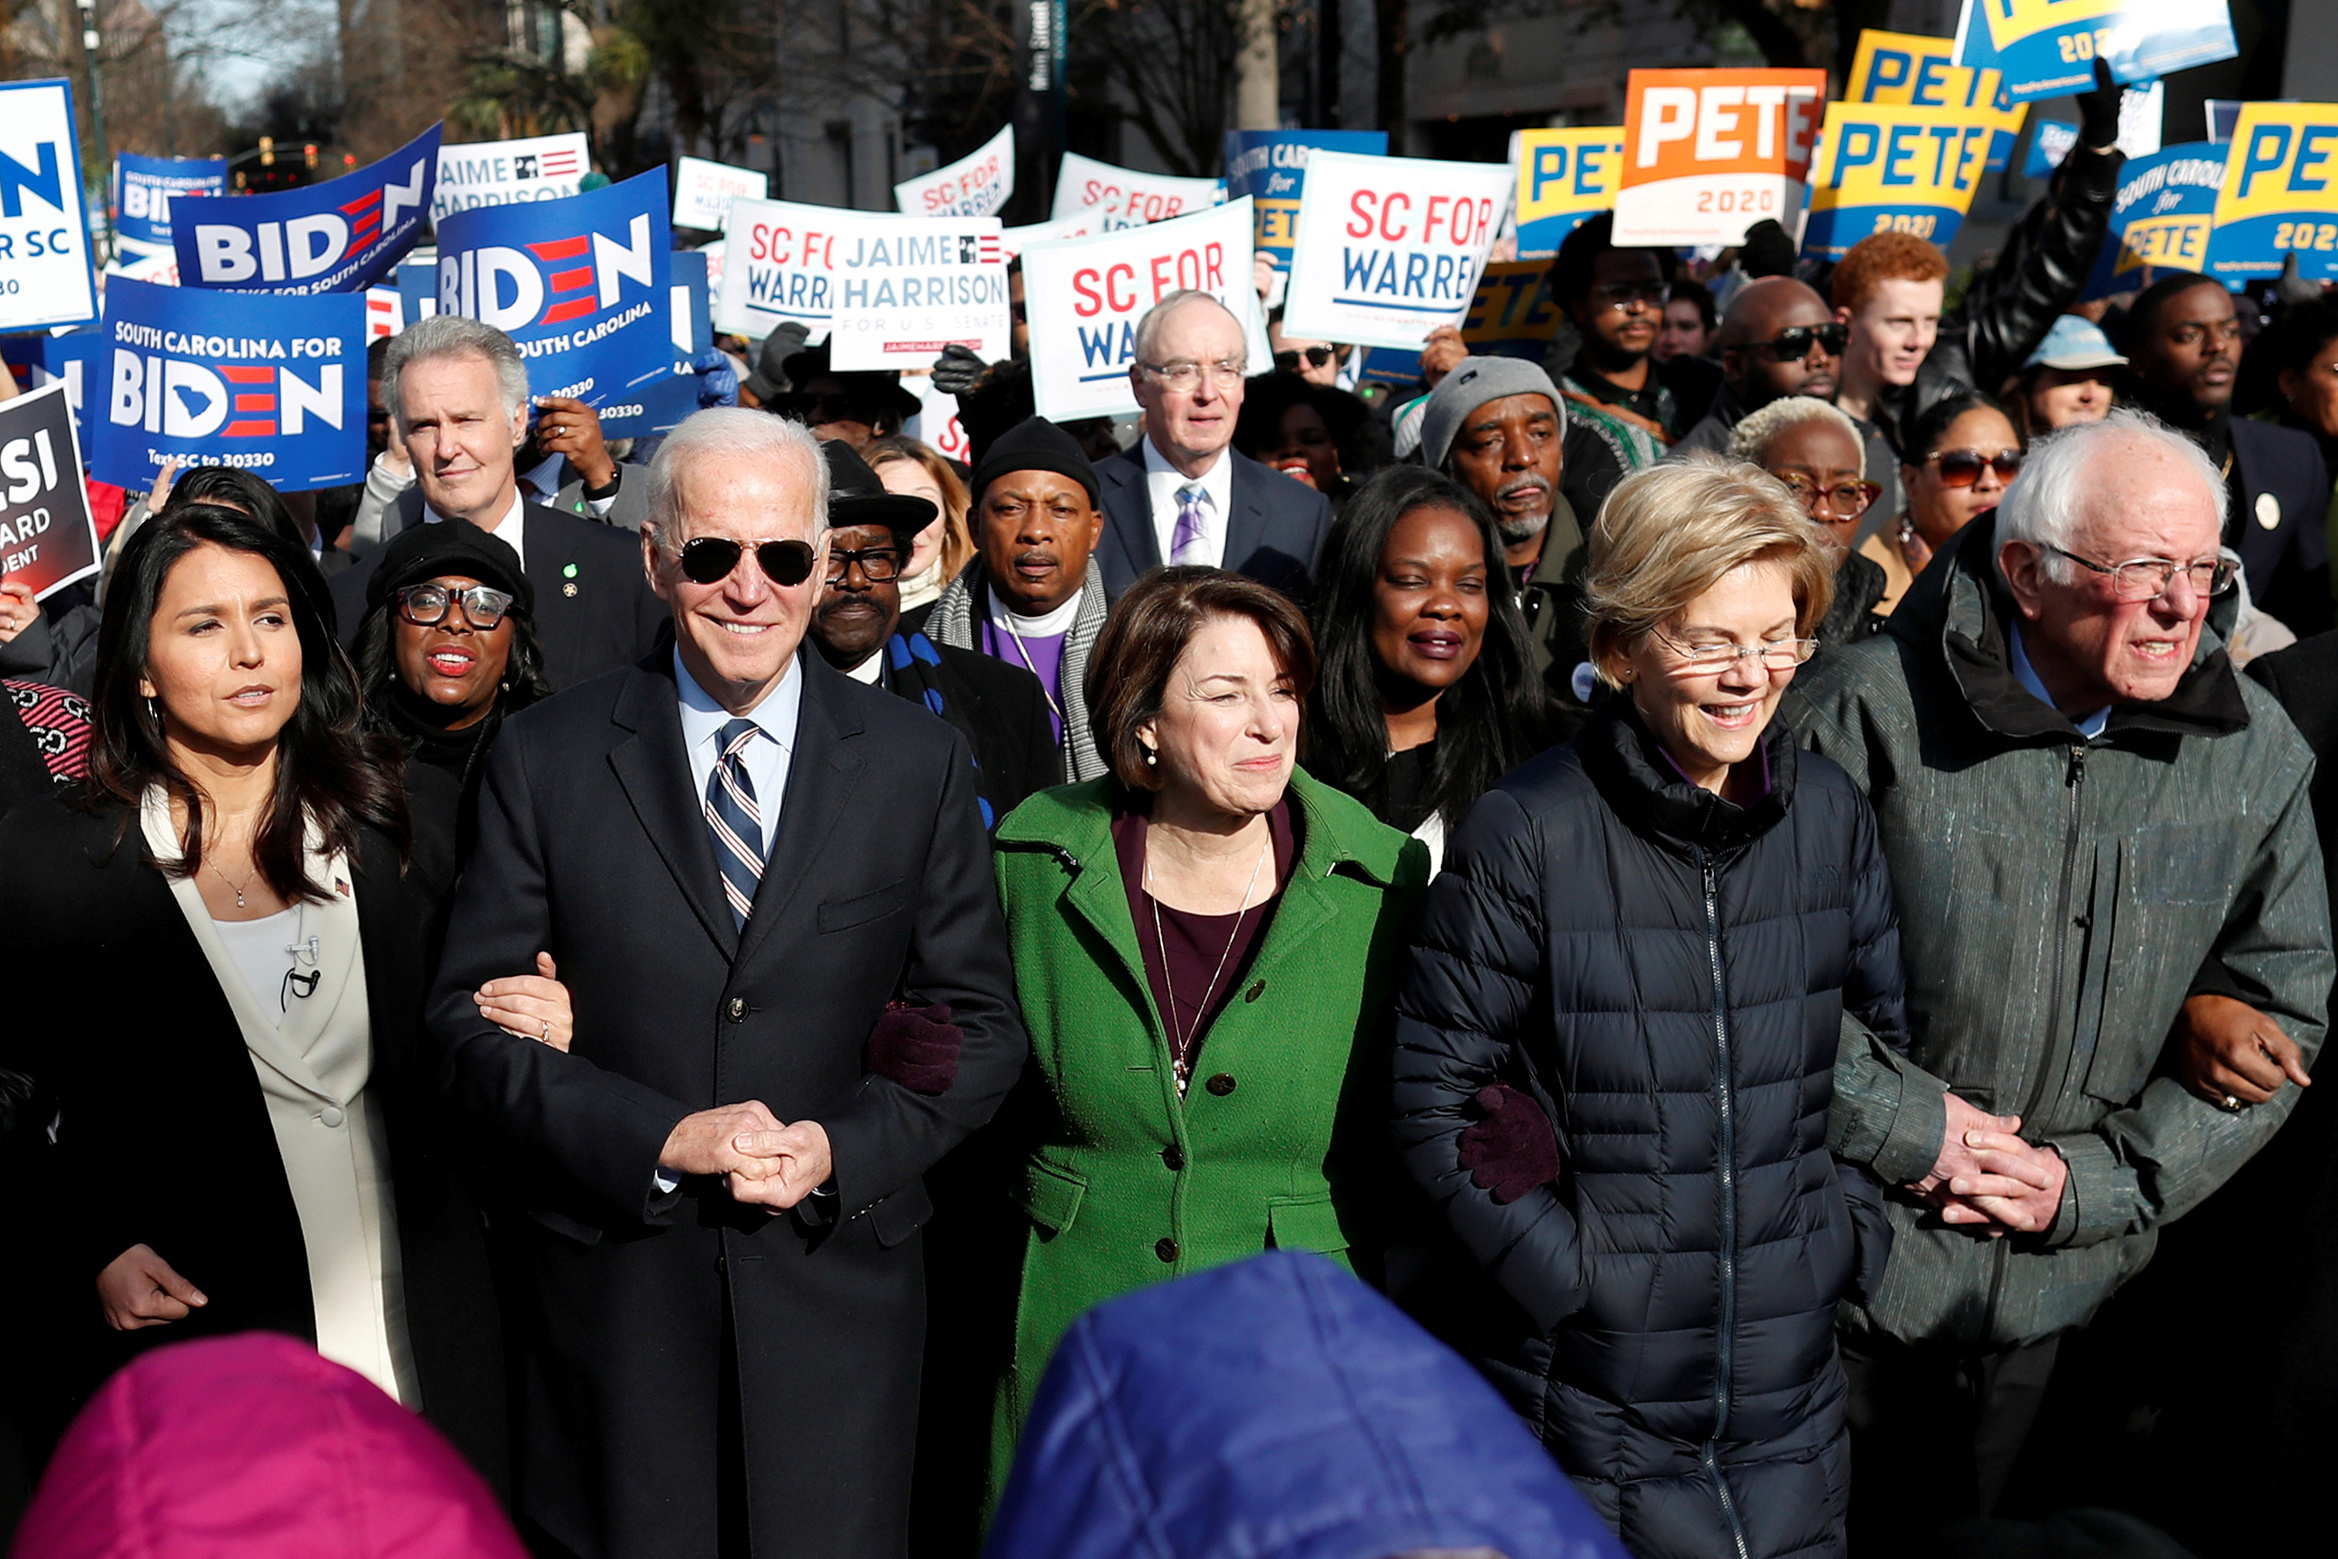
[431,133,589,223]
[1224,130,1388,288]
[828,217,1011,371]
[0,382,98,604]
[1019,198,1263,421]
[2211,103,2338,283]
[1954,0,2238,104]
[1280,151,1512,351]
[1847,28,2025,174]
[1801,102,1993,260]
[179,123,440,295]
[0,79,100,333]
[92,276,366,492]
[2084,142,2224,299]
[1513,128,1624,258]
[1613,68,1826,248]
[435,168,675,408]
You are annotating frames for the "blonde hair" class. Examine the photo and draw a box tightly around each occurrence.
[1584,453,1836,686]
[863,435,976,580]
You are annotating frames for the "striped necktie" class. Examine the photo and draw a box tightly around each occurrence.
[1171,483,1211,565]
[705,718,763,930]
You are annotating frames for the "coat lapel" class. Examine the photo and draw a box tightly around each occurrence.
[1221,454,1272,576]
[525,517,586,687]
[1100,452,1160,575]
[607,662,739,958]
[735,654,864,969]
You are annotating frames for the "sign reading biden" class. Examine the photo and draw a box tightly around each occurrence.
[0,79,100,333]
[92,276,366,492]
[1280,151,1513,351]
[114,153,227,250]
[179,123,440,295]
[434,168,675,406]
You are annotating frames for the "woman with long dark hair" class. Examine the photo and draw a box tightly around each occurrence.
[1307,466,1561,870]
[0,503,505,1478]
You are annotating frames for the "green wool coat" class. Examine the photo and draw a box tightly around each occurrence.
[984,769,1429,1491]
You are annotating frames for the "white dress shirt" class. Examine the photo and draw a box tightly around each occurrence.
[517,451,622,520]
[425,487,528,572]
[675,647,802,861]
[1142,435,1234,569]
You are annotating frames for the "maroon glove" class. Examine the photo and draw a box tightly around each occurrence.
[1456,1084,1561,1205]
[868,1001,960,1095]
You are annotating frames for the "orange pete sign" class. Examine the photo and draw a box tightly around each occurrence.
[1613,68,1827,247]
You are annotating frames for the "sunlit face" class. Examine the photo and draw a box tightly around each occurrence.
[2028,367,2115,431]
[877,460,950,580]
[1616,560,1800,794]
[140,543,303,760]
[1444,393,1562,544]
[976,470,1101,616]
[1371,505,1490,697]
[1759,418,1868,556]
[2130,280,2241,413]
[1131,298,1248,465]
[1269,318,1342,386]
[1137,614,1298,822]
[2278,334,2338,440]
[1903,406,2023,551]
[391,571,514,728]
[644,451,827,714]
[1570,249,1665,367]
[1842,277,1944,389]
[397,353,527,526]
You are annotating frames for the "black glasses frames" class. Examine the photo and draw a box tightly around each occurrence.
[1759,323,1850,362]
[395,583,514,629]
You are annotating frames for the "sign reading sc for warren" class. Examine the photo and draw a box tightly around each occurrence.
[1953,0,2238,104]
[1613,68,1826,247]
[114,153,227,249]
[1281,152,1513,352]
[431,133,588,223]
[1019,198,1265,422]
[1051,152,1225,231]
[1224,130,1388,285]
[1801,102,1993,260]
[435,168,676,407]
[1513,128,1624,257]
[896,126,1015,218]
[828,218,1011,372]
[2211,103,2338,283]
[0,382,99,604]
[92,276,366,493]
[672,156,769,232]
[1846,29,2024,174]
[179,122,440,295]
[1354,260,1562,386]
[0,79,100,333]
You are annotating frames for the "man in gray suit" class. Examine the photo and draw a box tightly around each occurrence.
[1090,290,1333,602]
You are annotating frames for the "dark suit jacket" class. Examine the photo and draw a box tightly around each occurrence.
[881,629,1057,830]
[1092,442,1333,601]
[331,501,667,693]
[425,649,1029,1559]
[2230,416,2334,638]
[0,800,504,1481]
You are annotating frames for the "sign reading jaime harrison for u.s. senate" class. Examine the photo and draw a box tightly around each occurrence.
[178,123,441,295]
[91,276,367,493]
[0,78,100,333]
[432,133,589,223]
[1280,151,1513,351]
[828,218,1012,371]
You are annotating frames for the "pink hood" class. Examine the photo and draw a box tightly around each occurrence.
[12,1333,523,1559]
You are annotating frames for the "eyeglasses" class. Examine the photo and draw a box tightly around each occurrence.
[1926,447,2024,486]
[395,582,514,629]
[1593,280,1669,312]
[1138,358,1247,390]
[1751,323,1849,362]
[2042,544,2236,602]
[824,545,903,583]
[1775,474,1883,519]
[1274,345,1336,370]
[677,535,818,587]
[1651,627,1819,674]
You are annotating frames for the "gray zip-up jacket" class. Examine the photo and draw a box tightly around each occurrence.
[1790,514,2332,1349]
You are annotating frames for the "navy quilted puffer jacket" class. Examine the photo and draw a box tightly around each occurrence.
[1392,704,1908,1559]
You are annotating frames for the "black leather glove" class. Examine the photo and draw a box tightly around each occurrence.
[1738,219,1797,279]
[931,342,992,397]
[2077,57,2123,150]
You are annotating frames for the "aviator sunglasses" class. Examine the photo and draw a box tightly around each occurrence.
[678,536,818,587]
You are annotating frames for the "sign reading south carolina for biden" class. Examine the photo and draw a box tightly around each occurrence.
[2210,103,2338,283]
[1953,0,2237,104]
[0,382,98,603]
[896,125,1016,218]
[91,276,366,492]
[431,133,588,223]
[435,168,675,406]
[0,79,99,333]
[114,153,227,250]
[1513,128,1624,258]
[828,218,1011,371]
[1801,102,1992,260]
[1612,68,1826,247]
[1847,29,2024,174]
[1051,153,1225,231]
[1019,198,1265,421]
[1280,152,1513,351]
[179,123,440,294]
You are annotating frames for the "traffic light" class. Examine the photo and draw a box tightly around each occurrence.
[259,136,274,166]
[304,143,317,168]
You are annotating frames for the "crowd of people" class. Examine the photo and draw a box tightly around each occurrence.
[4,78,2338,1559]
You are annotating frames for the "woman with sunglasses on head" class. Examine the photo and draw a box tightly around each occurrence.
[1392,454,1906,1559]
[1730,396,1891,632]
[1871,392,2024,608]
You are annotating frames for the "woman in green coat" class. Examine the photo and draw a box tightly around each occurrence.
[987,566,1431,1496]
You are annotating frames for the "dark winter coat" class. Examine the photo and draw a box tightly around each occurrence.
[1391,704,1906,1559]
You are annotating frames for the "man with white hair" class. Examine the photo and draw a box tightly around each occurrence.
[1788,408,2332,1549]
[427,408,1029,1559]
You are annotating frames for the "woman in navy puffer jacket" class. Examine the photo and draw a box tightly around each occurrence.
[1392,456,1908,1559]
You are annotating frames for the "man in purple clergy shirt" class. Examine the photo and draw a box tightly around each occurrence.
[926,416,1112,782]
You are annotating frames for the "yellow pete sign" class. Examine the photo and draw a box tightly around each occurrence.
[1514,128,1624,257]
[1801,102,1992,260]
[1846,28,2024,172]
[2211,102,2338,281]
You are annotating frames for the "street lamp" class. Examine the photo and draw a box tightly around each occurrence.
[76,0,113,263]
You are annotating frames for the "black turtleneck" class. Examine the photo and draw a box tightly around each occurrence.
[387,681,500,789]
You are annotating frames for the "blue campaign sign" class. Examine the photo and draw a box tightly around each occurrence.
[2081,142,2223,299]
[1955,1,2238,104]
[1223,130,1388,277]
[395,258,439,323]
[0,78,101,333]
[177,123,440,294]
[0,329,103,419]
[113,153,227,249]
[90,276,367,491]
[434,168,674,409]
[2023,120,2078,180]
[599,248,713,438]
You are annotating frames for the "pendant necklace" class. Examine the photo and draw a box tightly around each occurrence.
[998,612,1068,735]
[1147,830,1270,1096]
[207,855,259,910]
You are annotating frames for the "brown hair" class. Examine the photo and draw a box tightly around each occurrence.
[1830,231,1951,315]
[1085,566,1316,791]
[863,435,976,580]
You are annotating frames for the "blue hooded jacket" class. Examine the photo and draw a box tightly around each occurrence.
[985,1252,1626,1559]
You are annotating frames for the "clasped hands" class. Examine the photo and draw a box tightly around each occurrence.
[1913,1093,2067,1238]
[659,1105,833,1213]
